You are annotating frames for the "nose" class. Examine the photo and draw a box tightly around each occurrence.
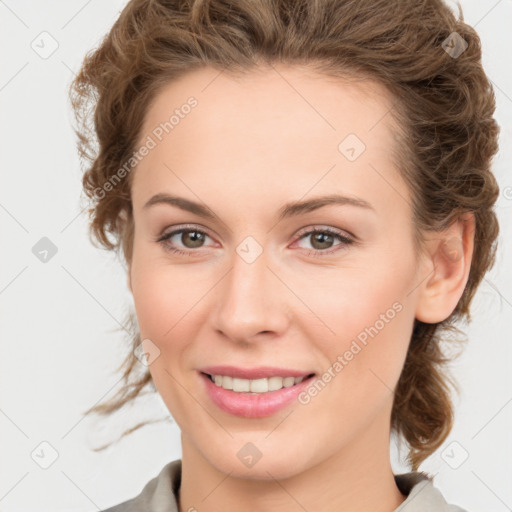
[211,242,291,344]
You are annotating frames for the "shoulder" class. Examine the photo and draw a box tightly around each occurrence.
[394,471,469,512]
[100,458,182,512]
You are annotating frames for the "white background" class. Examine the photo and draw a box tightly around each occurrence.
[0,1,510,510]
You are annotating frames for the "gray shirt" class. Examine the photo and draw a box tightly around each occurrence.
[101,458,468,512]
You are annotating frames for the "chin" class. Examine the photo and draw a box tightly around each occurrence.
[205,443,311,481]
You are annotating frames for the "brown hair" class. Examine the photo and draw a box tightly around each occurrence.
[70,0,500,471]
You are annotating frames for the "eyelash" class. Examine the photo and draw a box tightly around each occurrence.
[155,224,354,258]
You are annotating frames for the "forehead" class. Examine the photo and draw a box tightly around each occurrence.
[140,63,396,144]
[131,63,408,217]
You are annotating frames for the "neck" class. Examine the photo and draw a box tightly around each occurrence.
[177,404,407,512]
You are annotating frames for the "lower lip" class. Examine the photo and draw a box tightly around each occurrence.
[199,372,316,418]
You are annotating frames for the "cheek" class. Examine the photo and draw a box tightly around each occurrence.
[295,287,414,439]
[300,266,412,346]
[130,277,170,339]
[316,291,411,391]
[296,255,416,400]
[130,259,197,413]
[129,243,194,339]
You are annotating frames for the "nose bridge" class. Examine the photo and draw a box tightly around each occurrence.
[213,236,289,340]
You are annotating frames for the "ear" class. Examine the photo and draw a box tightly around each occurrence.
[415,213,475,323]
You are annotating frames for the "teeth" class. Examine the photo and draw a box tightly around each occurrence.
[210,374,307,393]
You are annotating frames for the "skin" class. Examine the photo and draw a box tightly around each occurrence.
[127,63,474,512]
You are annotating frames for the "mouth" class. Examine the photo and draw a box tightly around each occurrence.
[199,371,317,418]
[200,371,316,394]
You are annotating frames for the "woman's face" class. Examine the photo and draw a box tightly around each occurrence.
[128,64,429,479]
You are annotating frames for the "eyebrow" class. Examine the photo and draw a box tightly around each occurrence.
[142,192,375,221]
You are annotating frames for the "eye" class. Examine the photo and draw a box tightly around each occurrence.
[293,226,354,257]
[156,225,213,257]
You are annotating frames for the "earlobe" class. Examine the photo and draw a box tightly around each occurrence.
[415,213,475,324]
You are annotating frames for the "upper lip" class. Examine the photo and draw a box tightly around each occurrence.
[199,365,315,379]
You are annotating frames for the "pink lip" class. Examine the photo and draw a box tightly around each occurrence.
[199,371,316,418]
[198,365,314,379]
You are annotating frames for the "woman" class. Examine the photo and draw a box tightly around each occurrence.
[70,0,500,510]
